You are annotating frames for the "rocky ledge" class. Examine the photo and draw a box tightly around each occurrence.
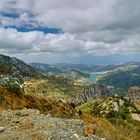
[0,109,103,140]
[71,84,113,105]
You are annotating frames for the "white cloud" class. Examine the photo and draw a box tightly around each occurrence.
[1,0,140,32]
[0,0,140,62]
[0,27,140,57]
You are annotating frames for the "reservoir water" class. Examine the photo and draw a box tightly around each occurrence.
[89,72,106,83]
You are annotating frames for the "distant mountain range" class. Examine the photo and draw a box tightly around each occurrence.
[30,62,140,73]
[1,54,140,95]
[42,63,125,72]
[30,62,90,79]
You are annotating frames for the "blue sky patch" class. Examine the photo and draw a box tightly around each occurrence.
[5,25,62,34]
[0,11,19,18]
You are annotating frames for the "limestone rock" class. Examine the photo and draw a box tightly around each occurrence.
[0,127,5,132]
[0,109,102,140]
[72,84,113,105]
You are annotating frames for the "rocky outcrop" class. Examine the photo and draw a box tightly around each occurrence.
[0,109,103,140]
[72,84,114,105]
[127,86,140,104]
[131,113,140,121]
[0,73,24,94]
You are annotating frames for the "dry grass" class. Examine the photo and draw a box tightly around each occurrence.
[24,79,73,101]
[84,124,97,137]
[80,113,131,140]
[32,133,44,140]
[0,85,77,118]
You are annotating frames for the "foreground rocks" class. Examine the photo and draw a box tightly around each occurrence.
[0,109,103,140]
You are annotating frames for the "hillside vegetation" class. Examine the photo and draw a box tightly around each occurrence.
[98,65,140,95]
[78,97,140,140]
[24,74,85,101]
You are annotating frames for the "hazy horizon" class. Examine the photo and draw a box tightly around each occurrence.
[2,53,140,65]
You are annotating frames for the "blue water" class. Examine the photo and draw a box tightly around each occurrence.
[89,73,105,83]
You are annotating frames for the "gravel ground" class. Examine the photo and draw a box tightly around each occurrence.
[0,109,103,140]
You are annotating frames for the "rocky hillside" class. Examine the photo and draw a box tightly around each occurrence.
[77,96,140,139]
[0,54,40,77]
[0,54,43,94]
[127,86,140,103]
[127,86,140,112]
[0,85,140,140]
[0,85,78,118]
[78,96,137,119]
[72,84,114,105]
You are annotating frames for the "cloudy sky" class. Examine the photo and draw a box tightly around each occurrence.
[0,0,140,64]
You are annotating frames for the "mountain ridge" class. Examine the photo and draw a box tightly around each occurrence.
[0,54,41,77]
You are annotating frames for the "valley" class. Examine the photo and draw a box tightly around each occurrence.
[88,71,109,83]
[0,54,140,140]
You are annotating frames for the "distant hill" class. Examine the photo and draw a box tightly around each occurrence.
[30,63,63,74]
[30,62,140,84]
[98,64,140,94]
[30,62,90,79]
[0,54,41,77]
[51,63,125,72]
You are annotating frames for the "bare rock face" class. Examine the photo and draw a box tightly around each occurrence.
[0,109,103,140]
[127,86,140,104]
[131,113,140,121]
[72,84,113,105]
[0,127,5,132]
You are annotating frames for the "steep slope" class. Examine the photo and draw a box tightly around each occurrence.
[127,86,140,104]
[0,85,77,118]
[0,54,43,95]
[127,86,140,111]
[0,54,41,77]
[71,84,114,105]
[0,74,24,94]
